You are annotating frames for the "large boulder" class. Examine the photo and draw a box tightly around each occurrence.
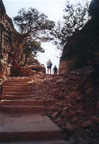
[18,67,35,76]
[28,64,45,73]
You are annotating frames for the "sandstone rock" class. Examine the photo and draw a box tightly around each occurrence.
[38,83,46,89]
[96,101,99,110]
[82,120,92,128]
[71,117,78,123]
[85,87,93,96]
[56,84,63,89]
[52,112,59,119]
[58,93,64,99]
[76,109,84,116]
[91,124,98,132]
[52,89,59,96]
[79,77,92,90]
[28,64,45,73]
[50,105,57,111]
[68,80,75,85]
[67,137,76,144]
[58,108,63,113]
[91,115,99,124]
[68,109,76,116]
[79,77,88,89]
[67,104,72,108]
[84,82,92,89]
[64,95,70,100]
[48,84,57,89]
[63,106,69,112]
[0,84,2,95]
[61,111,70,119]
[78,137,85,144]
[18,67,35,76]
[56,117,63,124]
[65,85,72,91]
[65,123,75,133]
[56,78,64,84]
[69,92,75,97]
[69,91,79,98]
[86,128,92,134]
[76,96,84,101]
[59,60,70,74]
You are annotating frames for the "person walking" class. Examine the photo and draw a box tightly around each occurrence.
[46,59,52,74]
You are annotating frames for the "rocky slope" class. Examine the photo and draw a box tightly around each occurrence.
[27,67,99,144]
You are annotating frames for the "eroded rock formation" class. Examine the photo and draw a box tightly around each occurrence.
[59,0,99,75]
[0,0,45,79]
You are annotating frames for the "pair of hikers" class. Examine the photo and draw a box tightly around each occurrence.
[46,59,57,74]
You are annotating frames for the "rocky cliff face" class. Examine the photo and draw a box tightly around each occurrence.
[0,0,45,79]
[59,0,99,75]
[0,0,12,79]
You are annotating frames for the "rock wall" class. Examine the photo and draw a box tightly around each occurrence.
[0,0,13,79]
[59,60,71,74]
[0,0,45,79]
[59,0,99,75]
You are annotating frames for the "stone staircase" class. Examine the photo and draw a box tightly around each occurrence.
[1,78,33,100]
[0,77,67,144]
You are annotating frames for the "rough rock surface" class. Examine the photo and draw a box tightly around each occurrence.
[0,66,99,143]
[24,67,98,144]
[0,0,45,79]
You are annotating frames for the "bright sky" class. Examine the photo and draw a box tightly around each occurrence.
[3,0,91,72]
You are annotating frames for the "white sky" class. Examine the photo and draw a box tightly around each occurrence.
[3,0,91,72]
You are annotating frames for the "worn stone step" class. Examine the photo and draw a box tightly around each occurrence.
[3,82,30,86]
[0,140,68,144]
[3,82,31,85]
[2,94,33,97]
[2,84,31,88]
[2,91,33,95]
[1,105,45,114]
[2,82,30,88]
[2,87,31,91]
[6,78,31,82]
[1,95,34,100]
[1,100,44,106]
[0,114,63,142]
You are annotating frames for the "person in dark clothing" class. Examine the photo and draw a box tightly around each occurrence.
[53,65,58,74]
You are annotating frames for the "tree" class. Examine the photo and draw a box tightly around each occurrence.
[52,0,90,49]
[23,39,44,65]
[13,8,55,41]
[13,8,55,65]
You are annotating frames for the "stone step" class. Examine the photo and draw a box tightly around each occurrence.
[3,82,30,86]
[1,95,34,100]
[3,84,30,87]
[1,105,45,114]
[2,87,31,91]
[2,91,33,95]
[0,140,68,144]
[2,94,34,97]
[6,78,31,82]
[0,114,63,143]
[1,100,44,106]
